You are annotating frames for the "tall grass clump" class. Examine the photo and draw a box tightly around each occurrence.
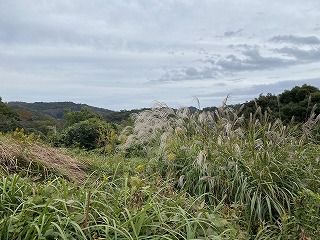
[119,102,176,158]
[122,101,320,235]
[0,174,244,239]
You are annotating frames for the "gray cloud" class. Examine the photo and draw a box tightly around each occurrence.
[155,66,221,82]
[273,46,320,61]
[212,82,227,87]
[216,48,292,72]
[156,38,320,83]
[228,78,245,82]
[228,44,257,50]
[233,78,320,97]
[2,0,320,110]
[269,35,320,45]
[196,78,320,106]
[156,45,293,82]
[223,28,244,37]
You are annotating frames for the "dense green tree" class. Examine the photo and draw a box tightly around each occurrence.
[0,97,21,132]
[279,84,319,122]
[280,85,318,104]
[239,85,320,123]
[0,97,19,119]
[24,117,59,137]
[64,108,101,127]
[239,93,280,121]
[54,118,114,150]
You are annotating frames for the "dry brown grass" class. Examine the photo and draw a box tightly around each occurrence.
[0,136,87,182]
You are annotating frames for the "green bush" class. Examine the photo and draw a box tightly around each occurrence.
[54,118,113,150]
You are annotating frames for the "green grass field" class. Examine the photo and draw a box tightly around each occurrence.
[1,104,320,239]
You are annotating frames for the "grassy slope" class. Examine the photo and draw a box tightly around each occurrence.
[0,136,244,239]
[1,104,320,239]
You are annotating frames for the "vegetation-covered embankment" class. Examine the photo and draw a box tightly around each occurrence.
[0,85,320,239]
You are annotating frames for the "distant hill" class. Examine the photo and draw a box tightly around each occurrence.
[6,101,146,125]
[7,101,114,120]
[6,83,320,128]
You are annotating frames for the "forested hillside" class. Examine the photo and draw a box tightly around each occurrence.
[2,84,320,139]
[7,101,114,120]
[5,101,147,136]
[2,84,320,137]
[8,101,147,123]
[237,84,320,122]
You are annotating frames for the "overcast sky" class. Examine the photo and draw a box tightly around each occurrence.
[1,0,320,110]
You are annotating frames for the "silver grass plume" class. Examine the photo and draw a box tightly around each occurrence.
[300,104,320,143]
[120,102,180,151]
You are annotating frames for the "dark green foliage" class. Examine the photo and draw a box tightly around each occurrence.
[240,93,279,120]
[278,84,319,122]
[281,104,306,122]
[0,115,21,133]
[239,84,320,123]
[64,108,101,127]
[280,85,318,104]
[23,117,59,137]
[0,97,19,119]
[0,97,21,132]
[17,112,61,138]
[51,108,120,151]
[54,118,113,150]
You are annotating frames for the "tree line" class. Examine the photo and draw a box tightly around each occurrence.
[1,84,319,149]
